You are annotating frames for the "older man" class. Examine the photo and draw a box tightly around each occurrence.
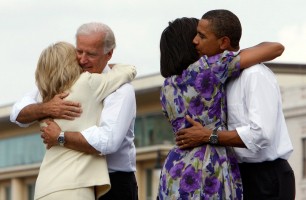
[10,22,138,200]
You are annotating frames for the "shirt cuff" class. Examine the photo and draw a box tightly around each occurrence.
[10,98,38,127]
[81,126,109,155]
[236,125,259,153]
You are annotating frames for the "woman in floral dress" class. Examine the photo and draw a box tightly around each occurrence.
[157,17,284,200]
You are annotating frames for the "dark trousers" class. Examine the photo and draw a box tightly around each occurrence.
[99,171,138,200]
[239,159,295,200]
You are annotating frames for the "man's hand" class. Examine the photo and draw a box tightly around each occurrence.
[176,115,211,149]
[45,92,82,120]
[40,119,61,149]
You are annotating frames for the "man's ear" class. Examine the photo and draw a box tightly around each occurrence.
[219,36,231,50]
[106,49,113,61]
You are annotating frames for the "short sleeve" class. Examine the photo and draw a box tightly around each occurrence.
[204,51,241,83]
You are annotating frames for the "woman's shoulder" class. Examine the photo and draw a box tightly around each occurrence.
[204,51,239,65]
[76,71,89,78]
[78,71,97,80]
[183,51,235,71]
[71,72,91,86]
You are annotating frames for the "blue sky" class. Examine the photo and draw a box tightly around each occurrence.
[1,0,306,106]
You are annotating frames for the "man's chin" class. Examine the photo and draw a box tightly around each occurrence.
[196,51,203,57]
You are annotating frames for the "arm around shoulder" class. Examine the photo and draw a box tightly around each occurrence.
[112,64,137,81]
[10,88,45,126]
[12,92,82,125]
[90,64,137,101]
[239,42,284,69]
[15,103,49,124]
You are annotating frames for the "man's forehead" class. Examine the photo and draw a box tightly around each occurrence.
[197,19,212,34]
[76,37,103,49]
[198,19,208,28]
[196,22,205,35]
[77,33,104,43]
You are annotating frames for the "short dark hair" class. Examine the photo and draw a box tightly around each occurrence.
[160,17,199,78]
[202,9,242,49]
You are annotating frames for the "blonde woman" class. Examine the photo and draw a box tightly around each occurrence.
[34,42,136,200]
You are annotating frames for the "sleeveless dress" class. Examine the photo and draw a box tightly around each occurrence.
[158,51,243,200]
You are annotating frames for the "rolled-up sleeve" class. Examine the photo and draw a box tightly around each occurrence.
[235,70,279,153]
[10,87,40,127]
[81,83,136,155]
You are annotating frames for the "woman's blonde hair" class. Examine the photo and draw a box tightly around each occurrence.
[35,41,82,102]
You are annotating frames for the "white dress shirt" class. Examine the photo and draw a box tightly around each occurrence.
[81,67,136,172]
[226,63,293,163]
[10,66,136,173]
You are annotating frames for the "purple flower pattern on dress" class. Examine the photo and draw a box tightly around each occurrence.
[195,69,218,100]
[179,165,201,193]
[204,176,221,196]
[158,51,243,199]
[169,161,185,179]
[207,92,222,119]
[189,96,205,116]
[161,174,167,193]
[174,95,185,114]
[172,117,185,133]
[194,146,206,161]
[228,155,241,182]
[165,150,181,171]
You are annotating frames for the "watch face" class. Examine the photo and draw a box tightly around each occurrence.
[58,136,65,144]
[209,135,218,144]
[58,137,64,143]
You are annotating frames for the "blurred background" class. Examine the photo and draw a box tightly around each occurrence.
[1,1,306,199]
[1,0,306,106]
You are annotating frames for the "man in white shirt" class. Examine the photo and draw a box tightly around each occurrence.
[175,10,295,200]
[226,63,294,198]
[10,22,138,200]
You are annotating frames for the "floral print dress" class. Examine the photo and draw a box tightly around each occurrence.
[158,51,243,200]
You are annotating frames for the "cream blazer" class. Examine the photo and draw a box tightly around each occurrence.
[34,64,136,199]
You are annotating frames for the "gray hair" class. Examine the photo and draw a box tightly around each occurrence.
[76,22,116,54]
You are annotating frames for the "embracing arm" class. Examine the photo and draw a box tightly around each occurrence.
[90,64,136,101]
[175,115,245,149]
[13,92,82,125]
[239,42,284,68]
[41,120,99,154]
[17,103,52,124]
[41,84,136,155]
[10,88,80,126]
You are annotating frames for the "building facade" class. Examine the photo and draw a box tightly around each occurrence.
[0,63,306,200]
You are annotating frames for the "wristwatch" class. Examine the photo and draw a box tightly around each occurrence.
[57,131,65,146]
[209,129,219,145]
